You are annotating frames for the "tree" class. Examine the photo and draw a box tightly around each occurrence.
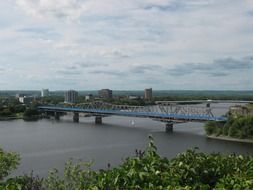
[0,109,12,117]
[205,121,217,135]
[23,109,39,118]
[0,147,20,180]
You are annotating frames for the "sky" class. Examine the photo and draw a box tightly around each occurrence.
[0,0,253,90]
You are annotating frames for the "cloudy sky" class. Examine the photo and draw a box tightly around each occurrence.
[1,0,253,90]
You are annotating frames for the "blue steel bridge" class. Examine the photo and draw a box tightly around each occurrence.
[38,101,227,132]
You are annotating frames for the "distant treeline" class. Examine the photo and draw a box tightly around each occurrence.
[1,90,253,100]
[0,98,40,120]
[153,95,253,101]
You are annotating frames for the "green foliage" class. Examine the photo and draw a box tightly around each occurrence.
[0,173,43,190]
[41,96,64,105]
[0,109,13,117]
[0,148,20,180]
[216,175,253,190]
[23,109,39,118]
[205,116,253,139]
[0,100,26,118]
[205,121,225,136]
[8,104,26,114]
[44,161,97,190]
[205,121,217,135]
[0,148,43,190]
[170,149,253,189]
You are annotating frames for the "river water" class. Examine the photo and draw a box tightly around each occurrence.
[0,103,252,177]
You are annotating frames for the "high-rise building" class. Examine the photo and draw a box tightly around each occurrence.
[144,88,152,100]
[98,89,113,99]
[65,90,78,104]
[41,89,49,97]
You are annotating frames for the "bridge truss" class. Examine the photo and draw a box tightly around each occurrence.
[39,101,227,122]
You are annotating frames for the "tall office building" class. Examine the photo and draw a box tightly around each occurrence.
[98,89,113,99]
[41,89,49,97]
[144,88,152,100]
[65,90,78,104]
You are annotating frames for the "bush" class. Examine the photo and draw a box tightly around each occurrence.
[204,121,217,135]
[0,148,43,190]
[205,116,253,139]
[0,109,13,117]
[0,147,20,180]
[5,172,43,190]
[23,109,39,118]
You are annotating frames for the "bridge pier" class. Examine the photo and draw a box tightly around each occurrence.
[44,111,52,119]
[44,111,49,117]
[165,122,173,133]
[95,116,102,124]
[54,112,60,120]
[73,112,79,122]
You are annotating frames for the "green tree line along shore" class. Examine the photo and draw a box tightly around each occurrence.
[205,104,253,140]
[0,98,39,121]
[1,136,253,190]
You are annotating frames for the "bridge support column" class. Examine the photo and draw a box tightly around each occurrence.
[165,123,173,133]
[73,112,79,122]
[44,111,51,118]
[95,116,102,124]
[43,111,48,117]
[55,112,60,120]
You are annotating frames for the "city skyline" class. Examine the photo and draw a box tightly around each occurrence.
[1,0,253,90]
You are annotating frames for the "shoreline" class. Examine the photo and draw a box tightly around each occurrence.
[207,135,253,144]
[0,115,41,121]
[0,117,23,121]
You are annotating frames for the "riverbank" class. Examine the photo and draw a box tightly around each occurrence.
[0,115,41,121]
[0,116,23,121]
[207,135,253,144]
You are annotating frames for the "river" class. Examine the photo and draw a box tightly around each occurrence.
[0,103,252,177]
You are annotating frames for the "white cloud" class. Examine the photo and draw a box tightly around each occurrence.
[15,0,218,20]
[99,49,130,58]
[0,68,4,74]
[16,0,83,20]
[0,0,251,90]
